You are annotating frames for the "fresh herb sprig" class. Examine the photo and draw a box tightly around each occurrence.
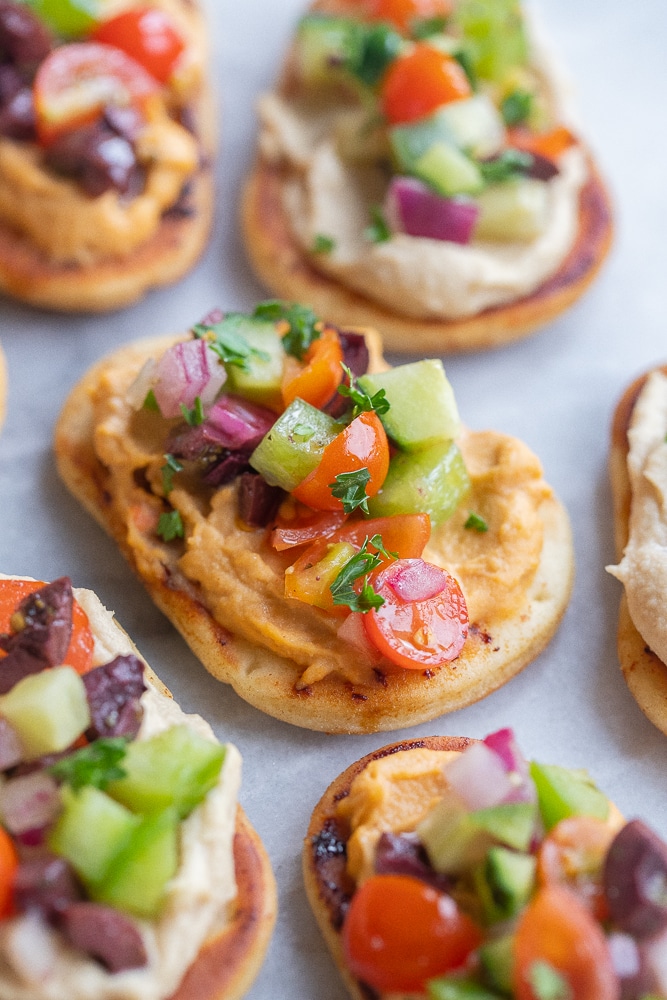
[50,738,128,791]
[180,397,204,427]
[192,314,269,371]
[253,301,323,360]
[330,468,372,514]
[330,534,394,612]
[338,363,390,419]
[157,509,184,541]
[161,453,184,495]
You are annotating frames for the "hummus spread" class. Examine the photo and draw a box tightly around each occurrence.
[89,348,551,690]
[607,371,667,665]
[256,21,588,321]
[0,0,205,265]
[0,586,241,1000]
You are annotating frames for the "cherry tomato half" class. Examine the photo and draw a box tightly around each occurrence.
[281,327,344,411]
[292,410,389,511]
[343,874,482,993]
[361,0,452,31]
[513,885,620,1000]
[0,578,94,675]
[380,43,471,125]
[0,828,18,919]
[363,557,468,668]
[508,124,576,160]
[33,41,160,144]
[537,816,616,921]
[92,7,186,85]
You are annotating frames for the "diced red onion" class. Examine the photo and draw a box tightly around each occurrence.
[0,716,24,770]
[386,558,449,602]
[3,913,57,984]
[206,395,276,451]
[153,340,226,418]
[337,613,382,662]
[0,771,61,835]
[483,728,535,803]
[445,741,516,810]
[125,357,157,410]
[385,176,479,245]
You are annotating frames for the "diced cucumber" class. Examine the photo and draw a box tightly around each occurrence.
[471,802,537,852]
[358,360,460,450]
[106,725,225,819]
[25,0,97,38]
[414,142,484,198]
[474,178,548,242]
[0,666,90,759]
[418,790,493,875]
[454,0,528,83]
[250,399,342,491]
[479,933,515,994]
[294,14,359,87]
[218,316,285,411]
[436,95,506,159]
[474,846,536,923]
[428,977,502,1000]
[92,808,179,919]
[367,440,470,526]
[530,762,609,831]
[48,785,139,886]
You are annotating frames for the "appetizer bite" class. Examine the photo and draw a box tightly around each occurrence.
[0,575,276,1000]
[607,365,667,735]
[55,303,574,733]
[0,0,215,311]
[242,0,613,353]
[303,729,667,1000]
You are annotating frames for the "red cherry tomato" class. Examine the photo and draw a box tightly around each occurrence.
[0,578,94,676]
[513,885,620,1000]
[361,0,452,31]
[380,43,471,125]
[536,816,616,922]
[33,41,160,144]
[92,7,185,85]
[363,557,468,668]
[292,411,389,511]
[281,327,344,410]
[343,874,482,993]
[0,828,18,919]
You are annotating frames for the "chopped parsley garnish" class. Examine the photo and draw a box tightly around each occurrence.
[330,467,372,514]
[253,300,322,360]
[192,314,269,371]
[479,148,533,184]
[50,738,128,791]
[453,47,477,90]
[157,509,184,541]
[464,511,488,532]
[365,205,392,244]
[143,388,159,412]
[312,233,336,254]
[346,22,403,87]
[338,363,390,418]
[180,396,204,427]
[411,16,449,39]
[330,534,392,612]
[502,88,534,126]
[161,453,184,495]
[528,961,572,1000]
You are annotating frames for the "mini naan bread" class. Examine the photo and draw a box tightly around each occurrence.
[54,321,574,733]
[608,365,667,734]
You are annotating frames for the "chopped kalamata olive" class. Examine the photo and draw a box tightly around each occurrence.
[60,902,148,972]
[203,450,253,487]
[322,329,370,417]
[237,471,284,527]
[0,1,53,69]
[0,83,35,139]
[0,577,73,694]
[13,855,83,920]
[525,152,560,182]
[375,832,453,892]
[604,819,667,938]
[44,122,144,198]
[83,654,146,740]
[102,104,145,144]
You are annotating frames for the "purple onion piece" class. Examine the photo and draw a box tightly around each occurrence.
[385,176,478,244]
[206,395,276,451]
[13,855,83,920]
[83,654,146,741]
[604,820,667,938]
[375,832,453,893]
[237,471,284,527]
[338,330,369,377]
[0,716,23,771]
[60,902,148,972]
[0,770,61,834]
[153,339,226,419]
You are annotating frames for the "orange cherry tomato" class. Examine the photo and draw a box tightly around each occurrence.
[343,874,482,993]
[380,43,471,125]
[33,42,160,144]
[508,124,576,160]
[513,885,620,1000]
[0,828,19,920]
[0,578,94,676]
[537,816,616,922]
[292,411,389,511]
[361,0,452,31]
[281,327,344,411]
[92,7,185,84]
[363,558,468,668]
[336,512,431,562]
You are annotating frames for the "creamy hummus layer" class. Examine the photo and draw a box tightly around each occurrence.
[0,585,240,1000]
[89,348,551,690]
[607,371,667,664]
[256,22,588,321]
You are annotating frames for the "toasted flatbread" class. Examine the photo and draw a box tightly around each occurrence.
[0,2,215,313]
[54,323,574,733]
[609,365,667,734]
[0,574,277,999]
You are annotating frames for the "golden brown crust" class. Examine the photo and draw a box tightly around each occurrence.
[241,151,613,355]
[302,736,476,1000]
[609,365,667,734]
[54,332,574,733]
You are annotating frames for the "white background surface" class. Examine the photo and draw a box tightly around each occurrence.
[1,1,666,996]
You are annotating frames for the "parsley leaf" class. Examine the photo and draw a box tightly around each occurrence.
[479,148,533,184]
[330,535,388,612]
[143,388,159,412]
[528,961,572,1000]
[330,468,372,514]
[180,397,204,427]
[192,314,269,371]
[50,738,128,791]
[502,88,534,127]
[365,205,392,244]
[253,301,322,360]
[157,510,184,541]
[464,511,488,532]
[312,233,336,254]
[161,453,184,495]
[411,15,449,39]
[338,364,390,418]
[346,23,403,87]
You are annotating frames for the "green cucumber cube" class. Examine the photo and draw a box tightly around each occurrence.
[106,725,225,819]
[418,791,492,875]
[390,97,504,168]
[48,785,140,886]
[414,141,484,197]
[530,761,609,831]
[474,178,548,242]
[470,802,537,852]
[250,398,341,491]
[358,360,460,450]
[0,666,90,759]
[218,316,285,410]
[474,846,536,923]
[367,440,470,526]
[479,933,515,994]
[454,0,528,83]
[92,809,179,919]
[294,14,360,86]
